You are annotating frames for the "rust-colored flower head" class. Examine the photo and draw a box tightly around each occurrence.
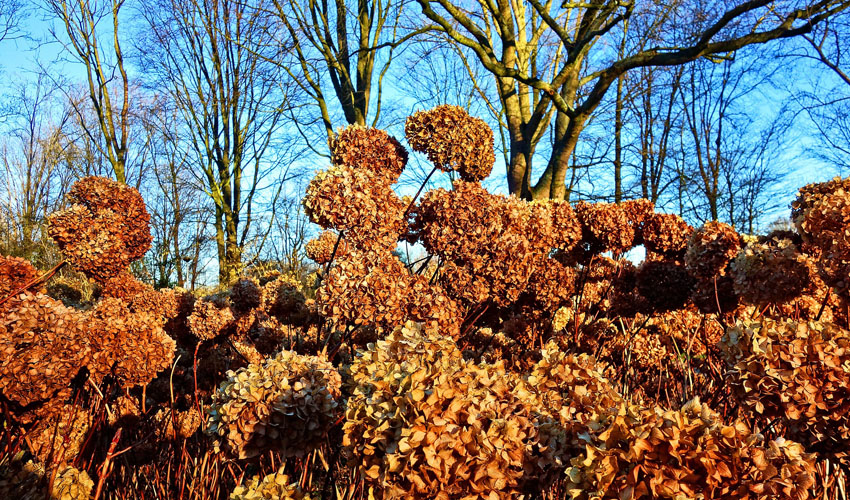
[791,176,850,239]
[188,298,235,341]
[87,297,176,388]
[302,165,406,253]
[574,201,635,256]
[642,213,693,258]
[99,270,151,301]
[263,275,309,326]
[330,124,408,183]
[208,350,341,459]
[28,406,93,465]
[0,292,90,410]
[620,198,655,245]
[685,221,741,280]
[405,104,495,182]
[47,176,152,282]
[0,256,43,299]
[305,230,349,264]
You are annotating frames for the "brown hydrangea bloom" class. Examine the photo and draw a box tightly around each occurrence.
[641,213,693,258]
[87,297,176,388]
[526,259,576,313]
[47,176,151,282]
[0,255,43,299]
[620,198,655,244]
[405,104,495,182]
[230,467,311,500]
[302,165,406,253]
[793,186,850,292]
[685,221,741,280]
[730,239,816,305]
[343,322,559,499]
[690,274,740,314]
[262,277,309,326]
[0,292,90,409]
[330,124,408,183]
[305,230,349,264]
[230,278,262,313]
[153,407,202,440]
[99,270,151,300]
[208,350,341,459]
[791,176,850,238]
[574,201,635,255]
[565,398,816,500]
[636,260,695,312]
[188,298,235,341]
[721,318,850,455]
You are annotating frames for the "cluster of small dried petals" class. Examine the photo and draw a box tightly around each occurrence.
[99,270,151,300]
[47,176,151,282]
[0,291,90,408]
[305,230,348,264]
[230,467,311,500]
[526,259,576,313]
[330,125,408,183]
[791,176,850,237]
[302,165,406,253]
[405,104,495,182]
[188,298,235,341]
[208,350,341,459]
[721,318,850,454]
[620,199,656,244]
[317,250,460,336]
[230,278,262,313]
[574,201,635,255]
[685,221,742,280]
[153,407,202,440]
[792,180,850,292]
[0,256,43,300]
[641,213,693,257]
[87,298,176,388]
[730,239,816,305]
[690,274,739,315]
[343,322,559,498]
[565,398,816,500]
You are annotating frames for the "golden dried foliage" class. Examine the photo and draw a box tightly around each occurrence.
[685,221,742,281]
[565,398,816,500]
[721,318,850,455]
[230,467,312,500]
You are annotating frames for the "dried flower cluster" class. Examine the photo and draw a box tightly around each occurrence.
[330,125,408,183]
[47,177,151,283]
[730,239,816,305]
[208,350,341,459]
[641,212,693,258]
[405,104,495,182]
[0,255,43,299]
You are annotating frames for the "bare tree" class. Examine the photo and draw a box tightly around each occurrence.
[0,0,26,41]
[44,0,133,183]
[139,0,297,285]
[415,0,849,199]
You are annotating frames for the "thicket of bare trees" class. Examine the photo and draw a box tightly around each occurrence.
[0,0,848,286]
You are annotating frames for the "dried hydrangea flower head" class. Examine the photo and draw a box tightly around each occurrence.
[641,213,693,258]
[730,239,815,305]
[51,465,94,500]
[343,321,561,499]
[188,298,235,341]
[721,318,850,456]
[230,467,312,500]
[405,104,495,181]
[230,278,262,313]
[685,221,741,280]
[47,176,152,282]
[0,291,91,410]
[302,165,406,253]
[305,230,349,264]
[565,397,816,500]
[330,124,408,183]
[574,201,635,256]
[0,255,43,300]
[208,350,341,459]
[636,260,695,312]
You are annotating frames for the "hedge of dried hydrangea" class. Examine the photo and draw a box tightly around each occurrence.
[208,350,341,459]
